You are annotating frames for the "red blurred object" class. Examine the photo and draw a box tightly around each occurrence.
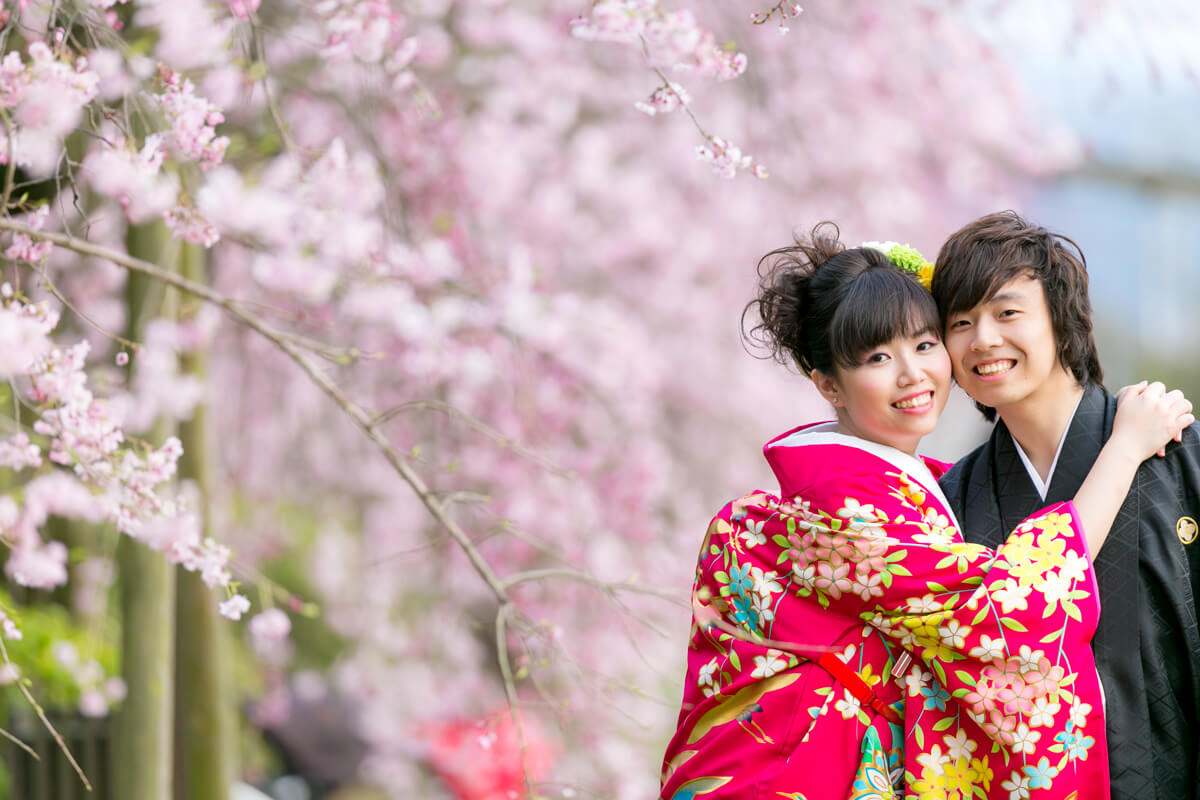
[426,712,554,800]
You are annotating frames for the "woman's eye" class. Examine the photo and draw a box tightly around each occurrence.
[949,319,969,329]
[916,340,939,352]
[865,352,889,364]
[999,309,1019,318]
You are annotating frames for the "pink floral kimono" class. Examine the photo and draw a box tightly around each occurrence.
[660,423,1109,800]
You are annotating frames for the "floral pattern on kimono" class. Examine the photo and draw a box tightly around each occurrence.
[660,425,1109,800]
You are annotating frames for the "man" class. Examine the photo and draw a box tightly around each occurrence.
[931,210,1200,800]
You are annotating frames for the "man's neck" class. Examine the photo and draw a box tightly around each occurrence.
[996,373,1085,482]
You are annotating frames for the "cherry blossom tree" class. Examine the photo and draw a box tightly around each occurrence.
[0,1,1081,798]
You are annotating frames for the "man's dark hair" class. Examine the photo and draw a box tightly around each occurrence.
[931,210,1103,421]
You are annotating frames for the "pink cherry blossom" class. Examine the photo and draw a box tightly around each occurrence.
[219,594,251,621]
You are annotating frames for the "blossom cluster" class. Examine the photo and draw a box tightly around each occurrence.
[0,296,235,613]
[0,42,99,174]
[635,82,691,116]
[154,68,231,170]
[0,0,1087,795]
[570,1,748,78]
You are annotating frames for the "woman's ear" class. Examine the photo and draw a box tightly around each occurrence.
[810,369,842,408]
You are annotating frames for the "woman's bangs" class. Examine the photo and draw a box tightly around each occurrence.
[829,272,940,368]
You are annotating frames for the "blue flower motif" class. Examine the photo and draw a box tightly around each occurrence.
[730,594,760,634]
[1024,756,1059,789]
[1055,727,1094,761]
[728,564,755,595]
[919,681,949,711]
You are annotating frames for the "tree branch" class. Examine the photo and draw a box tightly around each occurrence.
[0,219,510,603]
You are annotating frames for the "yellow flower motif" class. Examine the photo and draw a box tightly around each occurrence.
[1033,510,1074,539]
[888,471,926,508]
[969,757,994,791]
[858,662,882,688]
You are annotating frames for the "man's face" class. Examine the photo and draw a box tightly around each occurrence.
[943,274,1069,413]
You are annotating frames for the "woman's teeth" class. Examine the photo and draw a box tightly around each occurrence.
[894,392,931,409]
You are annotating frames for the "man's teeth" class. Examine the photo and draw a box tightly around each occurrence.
[894,392,931,409]
[976,361,1015,375]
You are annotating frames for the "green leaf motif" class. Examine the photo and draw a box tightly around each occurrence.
[954,670,977,687]
[932,716,954,731]
[729,649,741,672]
[931,660,947,687]
[1000,617,1028,633]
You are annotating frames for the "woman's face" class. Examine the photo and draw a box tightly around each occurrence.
[815,329,952,455]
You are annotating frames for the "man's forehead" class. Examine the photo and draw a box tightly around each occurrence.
[983,274,1041,304]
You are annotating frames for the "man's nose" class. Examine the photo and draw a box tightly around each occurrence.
[970,318,1002,350]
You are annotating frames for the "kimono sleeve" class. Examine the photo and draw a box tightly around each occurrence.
[742,468,1105,757]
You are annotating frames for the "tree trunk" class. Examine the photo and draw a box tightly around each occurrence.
[114,221,177,800]
[173,242,234,800]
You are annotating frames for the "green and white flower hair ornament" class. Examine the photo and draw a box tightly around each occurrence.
[860,241,934,290]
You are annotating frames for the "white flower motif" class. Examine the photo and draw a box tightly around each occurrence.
[697,658,718,687]
[1002,770,1031,800]
[938,619,969,649]
[916,743,950,775]
[1038,571,1072,606]
[1068,696,1093,728]
[793,561,817,590]
[1059,550,1088,584]
[921,507,951,535]
[1015,644,1045,672]
[1011,722,1041,755]
[751,650,787,678]
[750,566,783,597]
[838,497,878,519]
[1028,696,1061,728]
[751,592,776,625]
[907,593,942,614]
[834,688,862,719]
[944,729,976,761]
[739,518,766,547]
[905,668,933,698]
[992,578,1032,614]
[969,634,1006,663]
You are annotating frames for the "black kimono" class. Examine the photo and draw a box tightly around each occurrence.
[939,383,1200,800]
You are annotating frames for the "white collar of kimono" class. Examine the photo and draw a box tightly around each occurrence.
[1010,392,1085,501]
[768,422,962,533]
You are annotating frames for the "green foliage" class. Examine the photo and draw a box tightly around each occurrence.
[0,589,119,714]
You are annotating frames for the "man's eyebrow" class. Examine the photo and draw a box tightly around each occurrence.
[987,290,1026,304]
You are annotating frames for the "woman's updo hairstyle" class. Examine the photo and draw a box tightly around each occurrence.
[744,222,941,376]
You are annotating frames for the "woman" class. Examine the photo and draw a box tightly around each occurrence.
[659,224,1192,800]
